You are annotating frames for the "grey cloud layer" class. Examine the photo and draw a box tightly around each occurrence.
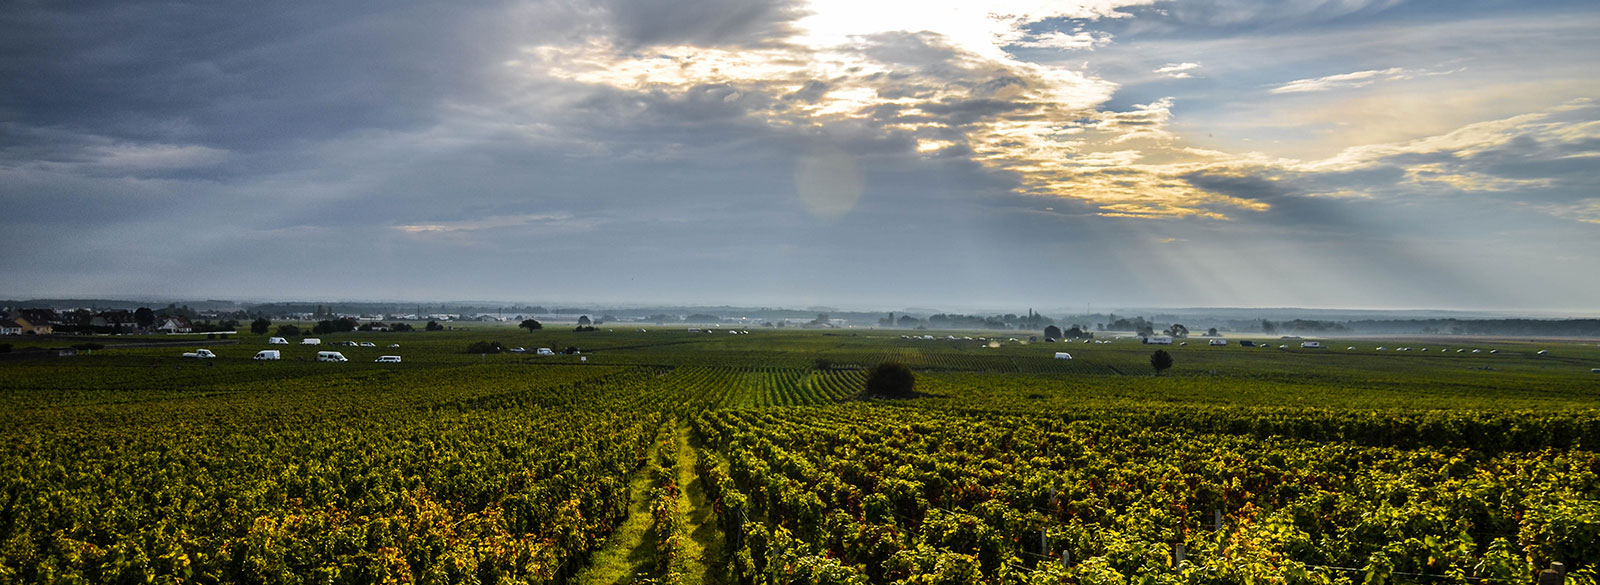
[1,0,1596,310]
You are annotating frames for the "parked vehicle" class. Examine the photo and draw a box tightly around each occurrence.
[536,348,555,356]
[267,337,288,345]
[302,338,321,345]
[374,355,402,363]
[359,342,376,347]
[182,349,216,359]
[316,351,348,362]
[253,350,280,360]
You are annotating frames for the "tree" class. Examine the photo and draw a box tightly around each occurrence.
[249,318,271,334]
[1206,327,1219,337]
[864,362,916,398]
[426,320,444,331]
[1170,324,1190,338]
[1150,350,1174,374]
[274,324,300,337]
[1261,319,1276,334]
[814,358,832,371]
[390,322,415,332]
[134,307,156,329]
[577,315,592,326]
[520,319,542,332]
[1043,325,1062,340]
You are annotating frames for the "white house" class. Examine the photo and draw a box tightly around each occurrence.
[154,317,193,334]
[0,320,22,335]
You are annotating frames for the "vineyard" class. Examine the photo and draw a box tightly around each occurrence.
[1,327,1597,583]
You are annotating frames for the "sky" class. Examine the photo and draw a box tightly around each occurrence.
[2,0,1597,312]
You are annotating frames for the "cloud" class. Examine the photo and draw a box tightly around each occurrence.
[395,213,587,234]
[522,1,1298,218]
[1153,62,1200,78]
[1269,67,1408,94]
[2,0,1597,310]
[1009,30,1113,50]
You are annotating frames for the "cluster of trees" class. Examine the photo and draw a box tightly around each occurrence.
[311,317,360,335]
[1043,325,1094,340]
[1367,319,1600,337]
[1260,319,1349,334]
[917,312,1058,330]
[1101,314,1155,334]
[188,319,239,333]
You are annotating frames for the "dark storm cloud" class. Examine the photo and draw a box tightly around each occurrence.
[0,2,508,154]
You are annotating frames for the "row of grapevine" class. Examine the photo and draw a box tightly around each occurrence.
[692,405,1600,584]
[0,362,775,583]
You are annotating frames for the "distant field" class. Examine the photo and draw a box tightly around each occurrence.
[1,326,1597,583]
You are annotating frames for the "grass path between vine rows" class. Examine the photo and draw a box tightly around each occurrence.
[674,424,724,585]
[574,424,725,585]
[572,435,665,585]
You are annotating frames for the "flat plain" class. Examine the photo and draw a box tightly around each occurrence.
[1,327,1597,584]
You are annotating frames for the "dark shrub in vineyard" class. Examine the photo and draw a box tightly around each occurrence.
[864,362,916,398]
[1151,349,1173,374]
[466,340,505,354]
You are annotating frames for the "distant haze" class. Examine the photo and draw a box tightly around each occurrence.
[3,0,1597,311]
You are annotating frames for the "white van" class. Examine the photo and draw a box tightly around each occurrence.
[253,350,281,360]
[302,338,322,345]
[536,348,555,356]
[374,355,402,363]
[267,337,288,345]
[316,351,348,362]
[1054,352,1072,360]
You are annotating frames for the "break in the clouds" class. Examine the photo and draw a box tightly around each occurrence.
[1,0,1597,311]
